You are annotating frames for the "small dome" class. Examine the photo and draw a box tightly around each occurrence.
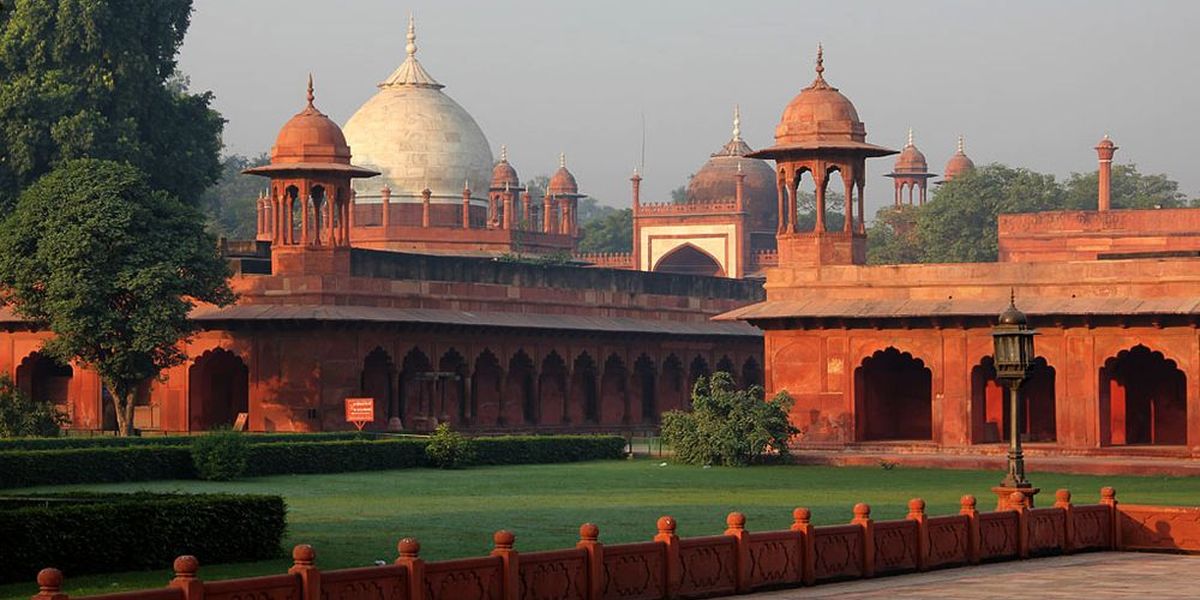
[1096,135,1116,150]
[998,300,1027,326]
[892,129,927,174]
[774,47,866,145]
[271,76,351,166]
[943,136,975,181]
[491,146,519,190]
[548,154,579,195]
[686,106,778,231]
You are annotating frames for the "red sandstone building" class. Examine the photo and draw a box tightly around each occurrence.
[719,54,1200,458]
[0,19,764,434]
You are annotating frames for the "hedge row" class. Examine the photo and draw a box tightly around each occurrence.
[0,435,627,488]
[0,492,286,583]
[0,431,369,451]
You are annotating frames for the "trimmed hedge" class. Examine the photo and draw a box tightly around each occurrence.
[0,431,369,451]
[0,435,628,488]
[0,492,286,583]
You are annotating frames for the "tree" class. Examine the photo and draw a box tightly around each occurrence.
[0,0,224,212]
[918,164,1064,263]
[660,372,796,467]
[1064,163,1186,210]
[0,159,235,435]
[0,373,69,437]
[576,195,618,224]
[670,184,688,204]
[201,153,269,239]
[794,189,845,232]
[577,208,632,253]
[524,175,549,201]
[866,204,924,265]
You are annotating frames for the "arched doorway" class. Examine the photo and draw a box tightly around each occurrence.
[505,350,536,426]
[399,348,433,431]
[854,348,932,441]
[659,354,686,414]
[715,355,736,382]
[600,354,628,425]
[653,244,725,277]
[539,352,568,425]
[471,350,502,427]
[742,357,763,389]
[438,349,469,426]
[188,348,249,431]
[1101,346,1187,446]
[570,353,599,424]
[633,354,657,424]
[360,347,395,431]
[970,356,1056,443]
[687,355,710,406]
[16,352,73,408]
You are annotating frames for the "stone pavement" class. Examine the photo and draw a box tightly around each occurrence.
[745,552,1200,599]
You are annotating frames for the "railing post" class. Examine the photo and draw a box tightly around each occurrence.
[1054,489,1074,554]
[906,498,928,571]
[959,495,980,565]
[851,503,874,578]
[1101,486,1120,550]
[394,538,426,600]
[576,523,604,600]
[288,545,321,600]
[31,569,67,600]
[169,556,204,600]
[491,530,519,600]
[653,516,680,599]
[723,512,751,593]
[1008,492,1030,559]
[791,508,815,586]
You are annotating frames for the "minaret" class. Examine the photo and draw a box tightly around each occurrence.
[1095,135,1118,212]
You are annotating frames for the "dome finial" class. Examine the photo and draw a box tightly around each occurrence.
[957,135,965,154]
[500,144,508,162]
[907,127,914,147]
[406,12,417,58]
[816,43,824,75]
[807,43,833,90]
[732,104,742,142]
[306,73,315,108]
[559,152,566,169]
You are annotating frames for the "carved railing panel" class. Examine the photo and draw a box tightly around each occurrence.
[977,512,1018,561]
[204,574,301,600]
[1028,508,1065,556]
[423,556,504,600]
[320,565,409,600]
[518,548,589,600]
[676,536,737,598]
[601,541,666,600]
[872,520,917,575]
[811,524,863,582]
[1072,505,1112,550]
[924,515,969,569]
[745,531,802,590]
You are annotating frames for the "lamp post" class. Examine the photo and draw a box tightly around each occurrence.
[990,292,1039,509]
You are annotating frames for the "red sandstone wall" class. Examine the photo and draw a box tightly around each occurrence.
[998,208,1200,263]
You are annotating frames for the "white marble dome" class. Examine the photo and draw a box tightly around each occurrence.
[343,16,492,204]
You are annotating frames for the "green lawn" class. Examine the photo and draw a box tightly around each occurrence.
[2,459,1196,600]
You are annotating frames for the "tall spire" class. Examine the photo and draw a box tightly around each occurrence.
[732,104,742,142]
[807,43,834,90]
[559,152,566,169]
[306,73,315,108]
[380,12,443,89]
[957,135,965,154]
[500,144,508,162]
[907,127,914,147]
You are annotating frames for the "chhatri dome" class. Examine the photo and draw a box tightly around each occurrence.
[943,136,976,181]
[892,128,928,174]
[547,153,580,196]
[490,145,520,190]
[343,15,493,204]
[686,105,778,231]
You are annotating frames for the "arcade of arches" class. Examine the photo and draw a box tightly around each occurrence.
[760,330,1198,453]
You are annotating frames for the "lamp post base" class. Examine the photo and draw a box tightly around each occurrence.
[992,485,1040,510]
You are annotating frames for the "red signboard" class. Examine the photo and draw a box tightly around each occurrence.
[344,397,375,430]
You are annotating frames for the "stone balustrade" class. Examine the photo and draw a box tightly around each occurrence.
[27,487,1200,600]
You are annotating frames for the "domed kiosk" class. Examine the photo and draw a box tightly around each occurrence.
[941,135,976,182]
[885,129,935,205]
[749,45,896,266]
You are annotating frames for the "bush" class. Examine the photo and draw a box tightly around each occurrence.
[472,435,627,465]
[191,430,249,480]
[243,438,430,476]
[425,424,476,468]
[0,492,285,583]
[0,445,194,488]
[0,431,368,451]
[661,372,797,466]
[0,374,69,438]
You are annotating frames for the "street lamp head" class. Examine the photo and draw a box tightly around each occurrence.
[992,293,1036,383]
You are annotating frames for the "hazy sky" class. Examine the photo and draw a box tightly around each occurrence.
[178,1,1200,215]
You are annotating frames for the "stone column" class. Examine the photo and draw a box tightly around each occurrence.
[1096,135,1118,212]
[421,187,432,228]
[381,185,391,229]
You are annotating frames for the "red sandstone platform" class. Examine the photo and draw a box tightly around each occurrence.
[792,445,1200,477]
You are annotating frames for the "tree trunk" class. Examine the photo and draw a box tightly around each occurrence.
[106,381,135,437]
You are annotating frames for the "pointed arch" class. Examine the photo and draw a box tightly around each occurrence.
[632,354,657,424]
[741,357,763,389]
[1100,345,1187,446]
[471,350,502,427]
[539,351,568,425]
[600,354,628,425]
[571,352,600,424]
[16,351,73,409]
[652,243,725,277]
[715,355,735,379]
[687,355,710,406]
[659,354,686,414]
[438,348,469,426]
[854,347,932,441]
[970,356,1056,443]
[505,350,536,425]
[188,348,249,431]
[399,347,433,431]
[361,347,395,430]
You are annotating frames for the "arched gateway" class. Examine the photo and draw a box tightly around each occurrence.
[189,348,249,430]
[854,348,932,441]
[1100,346,1187,446]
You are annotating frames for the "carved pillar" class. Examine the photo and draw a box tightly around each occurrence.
[776,173,786,234]
[786,171,798,233]
[856,178,866,234]
[843,170,854,234]
[421,187,432,228]
[381,185,391,229]
[462,185,471,229]
[502,188,513,230]
[543,194,552,234]
[814,169,827,233]
[522,189,531,229]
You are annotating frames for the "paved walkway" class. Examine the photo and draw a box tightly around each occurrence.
[746,552,1200,599]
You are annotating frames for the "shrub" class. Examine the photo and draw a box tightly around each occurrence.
[0,445,194,488]
[472,435,627,465]
[243,438,430,476]
[0,431,367,451]
[661,372,797,466]
[426,424,475,468]
[0,374,69,438]
[0,492,285,583]
[191,430,249,480]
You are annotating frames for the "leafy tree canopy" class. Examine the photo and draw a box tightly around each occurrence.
[660,372,796,467]
[201,153,269,239]
[577,207,632,253]
[1064,163,1187,210]
[0,159,235,435]
[0,0,223,212]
